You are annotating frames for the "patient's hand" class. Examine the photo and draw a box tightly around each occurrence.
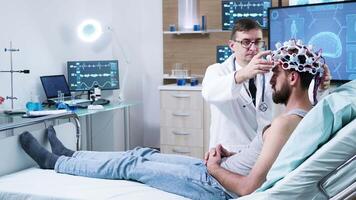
[206,148,222,173]
[204,144,234,165]
[216,144,235,157]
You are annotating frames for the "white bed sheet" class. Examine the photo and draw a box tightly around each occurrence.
[0,168,188,200]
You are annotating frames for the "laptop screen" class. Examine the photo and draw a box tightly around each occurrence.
[40,75,71,99]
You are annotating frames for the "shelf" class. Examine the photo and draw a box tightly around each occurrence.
[163,29,230,35]
[163,76,194,80]
[163,74,204,80]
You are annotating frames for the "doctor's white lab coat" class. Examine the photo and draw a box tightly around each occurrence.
[202,55,273,153]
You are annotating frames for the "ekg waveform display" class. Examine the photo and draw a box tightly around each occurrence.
[222,0,271,30]
[67,60,119,91]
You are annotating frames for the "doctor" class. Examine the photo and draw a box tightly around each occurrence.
[202,18,330,153]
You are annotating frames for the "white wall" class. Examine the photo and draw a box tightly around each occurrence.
[0,0,163,149]
[140,1,163,148]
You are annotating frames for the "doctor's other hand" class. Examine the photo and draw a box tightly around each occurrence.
[235,50,273,84]
[319,64,332,90]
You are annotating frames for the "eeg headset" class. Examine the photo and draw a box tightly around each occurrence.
[266,39,325,105]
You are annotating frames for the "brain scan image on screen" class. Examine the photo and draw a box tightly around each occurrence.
[269,2,356,81]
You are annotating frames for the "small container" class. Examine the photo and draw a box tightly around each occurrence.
[193,24,200,31]
[177,79,186,86]
[56,91,67,110]
[26,94,43,111]
[169,24,176,32]
[190,78,199,86]
[67,92,78,112]
[201,15,207,31]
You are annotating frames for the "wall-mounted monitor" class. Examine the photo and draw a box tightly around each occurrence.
[67,60,119,91]
[222,0,271,30]
[216,45,233,63]
[269,1,356,82]
[289,0,345,6]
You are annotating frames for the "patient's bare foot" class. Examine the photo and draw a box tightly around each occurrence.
[47,125,74,157]
[19,131,58,169]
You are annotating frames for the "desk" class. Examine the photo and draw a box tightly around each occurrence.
[75,101,137,151]
[0,101,137,151]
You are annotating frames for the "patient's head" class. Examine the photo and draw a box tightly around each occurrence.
[268,39,324,104]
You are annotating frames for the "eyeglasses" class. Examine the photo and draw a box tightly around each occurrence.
[234,39,265,49]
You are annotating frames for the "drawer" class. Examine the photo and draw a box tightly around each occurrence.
[160,109,202,128]
[160,127,203,147]
[160,145,204,159]
[160,91,203,110]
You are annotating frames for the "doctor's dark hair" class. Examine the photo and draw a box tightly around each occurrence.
[230,18,262,40]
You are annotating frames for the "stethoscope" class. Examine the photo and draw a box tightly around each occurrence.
[233,58,268,112]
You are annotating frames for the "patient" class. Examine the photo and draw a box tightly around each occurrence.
[20,39,328,200]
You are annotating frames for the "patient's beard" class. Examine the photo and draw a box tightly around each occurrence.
[272,82,291,105]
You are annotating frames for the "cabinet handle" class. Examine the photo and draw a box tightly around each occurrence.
[172,94,190,98]
[172,112,190,117]
[172,131,191,135]
[172,148,191,154]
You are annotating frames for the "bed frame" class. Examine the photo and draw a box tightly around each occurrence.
[0,113,188,200]
[0,113,80,177]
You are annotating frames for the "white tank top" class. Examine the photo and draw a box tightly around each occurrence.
[220,108,308,176]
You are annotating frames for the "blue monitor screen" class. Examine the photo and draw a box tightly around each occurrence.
[40,75,71,99]
[269,1,356,81]
[67,60,119,91]
[216,45,233,63]
[222,0,271,30]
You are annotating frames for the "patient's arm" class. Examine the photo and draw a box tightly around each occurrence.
[207,115,302,196]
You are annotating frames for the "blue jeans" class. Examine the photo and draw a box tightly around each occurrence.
[55,147,232,200]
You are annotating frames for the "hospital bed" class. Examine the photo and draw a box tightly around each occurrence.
[239,119,356,200]
[0,80,355,200]
[239,80,356,200]
[0,113,188,200]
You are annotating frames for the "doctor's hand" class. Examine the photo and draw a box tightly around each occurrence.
[319,64,332,90]
[235,50,273,84]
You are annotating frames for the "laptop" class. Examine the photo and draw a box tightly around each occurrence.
[40,75,90,104]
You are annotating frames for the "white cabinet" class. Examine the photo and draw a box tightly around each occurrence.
[159,85,210,158]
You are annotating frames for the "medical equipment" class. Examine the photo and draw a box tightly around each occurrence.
[221,0,272,30]
[234,58,268,112]
[267,39,324,75]
[216,45,233,63]
[267,39,325,104]
[268,0,356,82]
[0,41,30,110]
[25,94,43,111]
[67,60,120,91]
